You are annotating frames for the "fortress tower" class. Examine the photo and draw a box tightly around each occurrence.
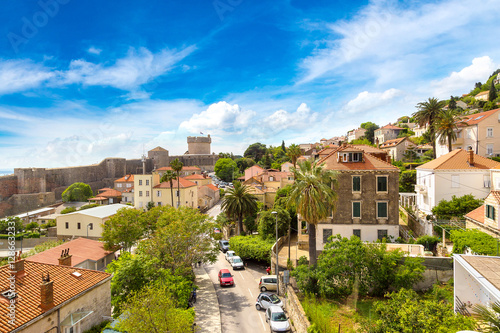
[187,135,211,155]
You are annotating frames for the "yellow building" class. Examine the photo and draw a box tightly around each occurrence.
[133,174,160,209]
[153,178,198,208]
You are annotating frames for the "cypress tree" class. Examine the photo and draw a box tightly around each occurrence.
[488,82,497,102]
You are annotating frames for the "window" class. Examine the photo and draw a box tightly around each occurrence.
[353,229,361,238]
[377,202,388,218]
[467,129,472,139]
[377,176,388,192]
[377,229,388,240]
[157,202,162,206]
[323,228,333,244]
[139,180,143,185]
[157,191,161,197]
[487,144,494,155]
[77,223,81,230]
[146,179,150,186]
[352,176,361,192]
[451,175,460,188]
[269,176,274,181]
[116,183,121,188]
[146,191,150,197]
[486,205,496,220]
[139,191,143,197]
[484,175,491,188]
[176,190,180,197]
[89,223,93,230]
[352,201,361,218]
[65,222,69,229]
[487,128,493,138]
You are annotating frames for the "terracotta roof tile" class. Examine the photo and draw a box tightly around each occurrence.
[464,205,485,224]
[417,149,500,170]
[489,191,500,204]
[154,178,197,188]
[183,174,206,180]
[379,124,403,130]
[458,108,500,126]
[157,166,201,171]
[0,261,110,333]
[380,137,406,148]
[115,174,134,182]
[205,184,219,192]
[27,238,115,266]
[97,189,122,198]
[352,144,386,153]
[317,145,399,171]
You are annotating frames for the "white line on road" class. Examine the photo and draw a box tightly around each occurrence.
[258,311,266,330]
[248,288,253,298]
[239,271,245,280]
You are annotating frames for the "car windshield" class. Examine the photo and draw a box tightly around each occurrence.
[221,272,231,278]
[221,241,229,245]
[271,312,287,321]
[269,294,280,303]
[232,258,242,263]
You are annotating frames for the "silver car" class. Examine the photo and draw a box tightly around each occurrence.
[230,256,244,270]
[265,306,290,332]
[225,250,236,262]
[255,292,283,311]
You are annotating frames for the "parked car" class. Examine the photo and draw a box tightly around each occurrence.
[219,240,230,253]
[230,256,244,270]
[218,269,234,287]
[255,292,283,311]
[214,227,221,234]
[225,250,236,262]
[265,305,290,332]
[259,275,277,292]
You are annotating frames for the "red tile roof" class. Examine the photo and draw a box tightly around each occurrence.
[317,145,399,171]
[184,174,207,180]
[417,149,500,170]
[27,238,115,266]
[99,188,113,191]
[352,144,386,153]
[114,174,134,182]
[97,189,122,198]
[458,108,500,126]
[205,184,219,192]
[0,261,111,333]
[379,124,403,130]
[157,166,201,171]
[464,205,485,224]
[380,137,415,148]
[489,191,500,204]
[154,178,197,188]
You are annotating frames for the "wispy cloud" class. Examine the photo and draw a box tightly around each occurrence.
[87,46,102,55]
[341,88,404,114]
[0,59,54,94]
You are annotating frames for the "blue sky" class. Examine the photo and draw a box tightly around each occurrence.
[1,0,500,169]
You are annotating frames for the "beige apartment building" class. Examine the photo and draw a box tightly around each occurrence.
[152,178,198,208]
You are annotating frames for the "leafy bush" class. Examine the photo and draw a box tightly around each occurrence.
[61,207,77,214]
[0,217,23,234]
[44,220,57,228]
[432,194,483,219]
[229,235,274,262]
[26,221,39,231]
[79,203,100,210]
[62,182,93,202]
[257,208,290,240]
[416,235,441,251]
[23,232,40,238]
[451,229,498,255]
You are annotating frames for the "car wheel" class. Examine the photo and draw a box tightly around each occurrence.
[256,304,261,311]
[260,286,267,292]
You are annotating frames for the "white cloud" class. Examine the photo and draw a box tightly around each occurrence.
[263,103,317,133]
[341,88,403,114]
[431,56,497,98]
[0,60,53,94]
[87,46,102,55]
[299,0,500,83]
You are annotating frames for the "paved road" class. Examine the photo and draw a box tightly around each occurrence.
[204,252,273,333]
[207,202,222,218]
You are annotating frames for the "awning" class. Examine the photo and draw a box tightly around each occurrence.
[60,311,93,326]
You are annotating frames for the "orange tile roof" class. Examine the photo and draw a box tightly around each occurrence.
[27,238,115,266]
[317,145,399,171]
[352,144,386,153]
[0,261,111,333]
[205,184,219,192]
[88,196,107,201]
[464,205,485,224]
[184,174,207,180]
[380,137,414,148]
[157,166,201,171]
[114,174,134,182]
[417,149,500,170]
[458,108,500,126]
[489,191,500,204]
[379,124,403,130]
[154,178,197,188]
[97,189,122,198]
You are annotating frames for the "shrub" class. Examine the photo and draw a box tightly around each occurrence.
[79,203,100,210]
[26,221,39,231]
[451,229,498,255]
[432,194,483,219]
[61,207,77,214]
[229,235,274,262]
[416,235,441,251]
[23,232,40,239]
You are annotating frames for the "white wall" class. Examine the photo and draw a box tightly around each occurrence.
[316,224,399,250]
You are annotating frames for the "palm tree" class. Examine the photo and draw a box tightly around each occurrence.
[412,97,445,159]
[160,170,177,207]
[288,160,338,266]
[286,144,302,167]
[434,109,466,153]
[169,158,184,208]
[473,301,500,332]
[221,181,258,235]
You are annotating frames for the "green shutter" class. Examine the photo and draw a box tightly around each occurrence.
[378,202,387,218]
[353,202,361,217]
[353,176,361,191]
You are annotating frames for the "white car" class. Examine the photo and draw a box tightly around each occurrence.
[266,306,291,332]
[230,256,244,270]
[225,250,236,262]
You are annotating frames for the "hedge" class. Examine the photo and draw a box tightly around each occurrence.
[451,229,498,255]
[229,235,274,262]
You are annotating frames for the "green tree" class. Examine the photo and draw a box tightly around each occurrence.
[169,158,184,208]
[0,217,24,234]
[489,81,497,102]
[435,109,466,152]
[402,147,418,162]
[281,140,287,153]
[431,194,483,220]
[368,288,476,333]
[473,301,500,332]
[116,279,195,333]
[235,157,255,173]
[413,97,446,159]
[288,160,338,266]
[26,221,39,232]
[221,181,258,235]
[244,142,267,162]
[257,208,291,240]
[399,170,417,193]
[350,138,373,146]
[451,229,497,255]
[286,144,302,168]
[214,158,238,182]
[101,207,145,252]
[61,182,93,202]
[160,170,177,207]
[360,121,379,144]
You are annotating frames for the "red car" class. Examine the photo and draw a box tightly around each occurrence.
[218,269,234,287]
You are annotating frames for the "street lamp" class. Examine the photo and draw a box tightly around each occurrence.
[271,211,279,296]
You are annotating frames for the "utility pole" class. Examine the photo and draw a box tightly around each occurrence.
[272,211,279,296]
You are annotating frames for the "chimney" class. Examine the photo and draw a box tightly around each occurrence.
[10,251,25,277]
[386,155,392,164]
[40,273,54,311]
[468,148,474,166]
[58,248,72,266]
[376,137,380,149]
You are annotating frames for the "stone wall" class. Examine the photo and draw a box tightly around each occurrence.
[2,192,56,218]
[0,174,17,200]
[187,135,211,154]
[413,257,454,290]
[277,274,310,333]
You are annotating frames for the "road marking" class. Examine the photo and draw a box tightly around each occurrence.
[258,311,266,330]
[239,271,245,280]
[248,288,253,298]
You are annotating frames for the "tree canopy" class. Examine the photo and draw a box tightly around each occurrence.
[221,181,258,235]
[257,208,291,241]
[431,194,483,220]
[61,182,93,202]
[214,158,238,182]
[244,142,267,162]
[101,207,146,252]
[360,121,379,144]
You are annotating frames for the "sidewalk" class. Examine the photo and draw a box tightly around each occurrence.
[193,265,221,333]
